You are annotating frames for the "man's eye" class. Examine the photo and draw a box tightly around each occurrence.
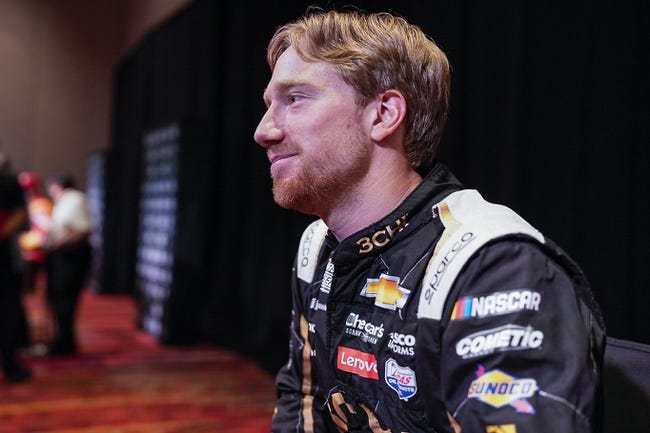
[288,94,302,104]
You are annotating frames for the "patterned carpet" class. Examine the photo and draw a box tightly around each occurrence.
[0,290,276,433]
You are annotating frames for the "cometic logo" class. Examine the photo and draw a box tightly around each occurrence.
[451,289,541,320]
[468,365,538,414]
[455,324,543,359]
[336,346,379,380]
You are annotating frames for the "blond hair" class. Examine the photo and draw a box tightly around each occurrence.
[267,10,451,171]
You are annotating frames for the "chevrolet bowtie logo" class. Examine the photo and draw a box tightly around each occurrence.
[360,274,411,310]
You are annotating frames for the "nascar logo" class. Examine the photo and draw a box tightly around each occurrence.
[451,289,541,320]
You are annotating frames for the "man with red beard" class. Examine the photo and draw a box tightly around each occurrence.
[254,9,605,433]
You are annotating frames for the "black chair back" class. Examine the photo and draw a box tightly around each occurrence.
[603,337,650,433]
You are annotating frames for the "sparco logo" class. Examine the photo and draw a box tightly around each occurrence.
[356,214,409,254]
[345,313,384,344]
[299,224,317,268]
[388,332,416,356]
[423,231,475,304]
[456,324,544,359]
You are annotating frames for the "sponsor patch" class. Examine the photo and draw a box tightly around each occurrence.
[486,425,517,433]
[337,346,378,380]
[417,190,545,322]
[345,312,385,344]
[384,358,417,400]
[468,365,538,414]
[455,324,544,359]
[309,297,327,312]
[387,332,416,356]
[320,258,335,294]
[360,274,410,310]
[296,219,328,283]
[356,214,409,254]
[451,289,541,320]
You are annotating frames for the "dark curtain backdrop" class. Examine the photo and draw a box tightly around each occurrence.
[101,0,649,372]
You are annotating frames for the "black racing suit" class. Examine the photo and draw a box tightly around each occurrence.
[271,162,605,433]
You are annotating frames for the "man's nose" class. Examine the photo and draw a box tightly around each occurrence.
[254,109,282,148]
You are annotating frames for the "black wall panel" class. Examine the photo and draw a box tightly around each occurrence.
[102,0,649,372]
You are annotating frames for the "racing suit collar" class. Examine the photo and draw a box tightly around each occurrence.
[327,161,463,267]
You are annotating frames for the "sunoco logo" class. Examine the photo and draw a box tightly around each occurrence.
[468,365,538,414]
[455,324,543,359]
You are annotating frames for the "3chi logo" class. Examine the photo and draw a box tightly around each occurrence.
[360,274,410,310]
[356,214,409,254]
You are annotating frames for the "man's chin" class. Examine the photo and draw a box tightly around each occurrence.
[272,181,317,214]
[272,189,306,212]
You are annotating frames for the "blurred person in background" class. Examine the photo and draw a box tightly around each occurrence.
[18,172,53,293]
[44,172,93,356]
[0,150,32,383]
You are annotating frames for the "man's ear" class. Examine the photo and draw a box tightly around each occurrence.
[370,89,407,142]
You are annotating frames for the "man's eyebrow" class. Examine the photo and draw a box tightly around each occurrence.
[262,80,317,104]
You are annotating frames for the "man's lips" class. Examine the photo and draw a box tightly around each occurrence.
[268,152,298,176]
[268,152,298,165]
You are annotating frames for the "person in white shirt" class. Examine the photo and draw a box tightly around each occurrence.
[45,173,93,356]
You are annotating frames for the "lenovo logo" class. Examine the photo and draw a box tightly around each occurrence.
[336,346,379,380]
